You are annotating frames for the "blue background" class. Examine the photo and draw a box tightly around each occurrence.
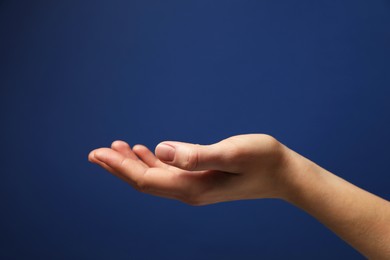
[1,0,389,259]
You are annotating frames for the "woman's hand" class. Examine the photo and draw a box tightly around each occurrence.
[88,134,293,205]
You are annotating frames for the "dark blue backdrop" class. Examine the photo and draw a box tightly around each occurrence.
[1,0,389,259]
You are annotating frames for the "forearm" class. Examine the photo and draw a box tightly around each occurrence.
[281,149,390,259]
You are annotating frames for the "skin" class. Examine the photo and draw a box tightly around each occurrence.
[88,134,390,259]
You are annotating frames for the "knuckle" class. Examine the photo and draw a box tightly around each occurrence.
[228,145,242,159]
[224,142,243,162]
[258,134,283,158]
[119,157,129,168]
[259,134,279,147]
[182,146,199,170]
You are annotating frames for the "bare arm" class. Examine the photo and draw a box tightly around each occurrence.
[89,134,390,258]
[283,149,390,259]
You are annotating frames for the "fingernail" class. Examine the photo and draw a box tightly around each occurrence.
[88,151,95,162]
[156,143,175,162]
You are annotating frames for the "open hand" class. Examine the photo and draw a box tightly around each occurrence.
[88,134,291,205]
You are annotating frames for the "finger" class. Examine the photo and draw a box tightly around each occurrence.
[111,140,149,168]
[133,144,168,168]
[89,149,139,185]
[89,150,115,172]
[111,140,139,160]
[93,148,147,185]
[155,141,227,171]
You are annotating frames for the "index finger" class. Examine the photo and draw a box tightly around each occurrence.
[92,148,147,186]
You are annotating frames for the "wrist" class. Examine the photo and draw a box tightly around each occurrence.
[275,145,322,202]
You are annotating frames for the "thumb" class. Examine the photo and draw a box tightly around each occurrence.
[155,141,223,171]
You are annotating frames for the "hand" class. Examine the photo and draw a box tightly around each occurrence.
[88,134,292,205]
